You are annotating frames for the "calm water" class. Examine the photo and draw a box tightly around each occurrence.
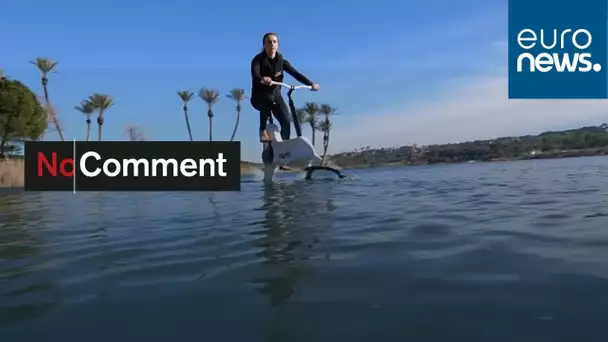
[2,157,608,341]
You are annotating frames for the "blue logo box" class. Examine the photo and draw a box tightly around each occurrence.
[508,0,608,99]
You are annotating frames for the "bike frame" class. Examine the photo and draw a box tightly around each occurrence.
[269,81,312,138]
[261,81,316,182]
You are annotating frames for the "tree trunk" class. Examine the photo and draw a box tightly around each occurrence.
[97,112,104,142]
[85,121,90,141]
[1,111,15,157]
[230,108,240,141]
[41,77,65,141]
[183,105,193,141]
[310,123,315,146]
[0,135,7,158]
[321,132,329,164]
[208,116,213,141]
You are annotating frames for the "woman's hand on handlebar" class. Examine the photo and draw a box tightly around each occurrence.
[261,77,272,85]
[311,83,320,91]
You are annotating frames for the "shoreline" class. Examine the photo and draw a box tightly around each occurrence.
[0,159,24,188]
[330,148,608,169]
[2,150,606,188]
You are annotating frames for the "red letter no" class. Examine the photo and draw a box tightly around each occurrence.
[37,152,74,177]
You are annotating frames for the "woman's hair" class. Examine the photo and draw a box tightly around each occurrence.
[261,32,278,51]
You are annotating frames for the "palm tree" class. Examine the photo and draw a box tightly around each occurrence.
[124,124,146,141]
[226,88,247,141]
[303,102,320,146]
[30,57,64,141]
[88,93,114,141]
[177,91,194,141]
[319,104,337,124]
[296,109,308,128]
[75,100,95,141]
[198,88,219,141]
[319,104,337,163]
[318,119,333,163]
[38,99,60,140]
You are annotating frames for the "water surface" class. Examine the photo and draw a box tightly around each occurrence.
[2,157,608,341]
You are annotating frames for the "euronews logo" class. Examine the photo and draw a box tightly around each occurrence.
[508,0,607,99]
[516,28,601,73]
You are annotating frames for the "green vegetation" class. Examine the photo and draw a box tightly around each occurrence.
[0,77,47,157]
[330,124,608,168]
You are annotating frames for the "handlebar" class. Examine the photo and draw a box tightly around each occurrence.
[269,81,312,90]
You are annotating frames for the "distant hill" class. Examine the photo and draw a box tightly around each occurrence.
[327,123,608,168]
[240,160,261,173]
[240,160,261,167]
[9,124,607,172]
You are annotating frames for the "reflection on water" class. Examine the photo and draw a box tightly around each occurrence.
[2,157,608,341]
[252,182,334,306]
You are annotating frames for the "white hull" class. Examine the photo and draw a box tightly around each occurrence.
[261,123,322,182]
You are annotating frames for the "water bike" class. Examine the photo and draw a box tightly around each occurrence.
[261,81,346,182]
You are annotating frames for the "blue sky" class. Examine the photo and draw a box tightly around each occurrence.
[4,0,604,161]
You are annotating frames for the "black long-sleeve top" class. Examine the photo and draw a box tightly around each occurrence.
[251,51,313,100]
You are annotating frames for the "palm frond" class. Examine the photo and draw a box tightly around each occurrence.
[124,124,147,141]
[296,109,308,124]
[303,101,320,114]
[178,90,194,102]
[88,93,114,110]
[75,100,95,118]
[30,57,58,74]
[320,104,337,116]
[226,88,247,101]
[198,87,220,105]
[318,120,332,132]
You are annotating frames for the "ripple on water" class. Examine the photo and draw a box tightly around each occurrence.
[2,157,608,341]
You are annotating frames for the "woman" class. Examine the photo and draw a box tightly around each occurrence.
[250,32,320,145]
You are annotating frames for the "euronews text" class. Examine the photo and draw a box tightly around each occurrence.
[515,29,601,73]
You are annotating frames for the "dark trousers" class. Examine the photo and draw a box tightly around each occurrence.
[251,94,291,140]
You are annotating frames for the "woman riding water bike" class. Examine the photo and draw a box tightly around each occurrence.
[250,32,320,170]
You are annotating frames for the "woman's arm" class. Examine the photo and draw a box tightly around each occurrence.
[283,59,314,86]
[251,56,262,84]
